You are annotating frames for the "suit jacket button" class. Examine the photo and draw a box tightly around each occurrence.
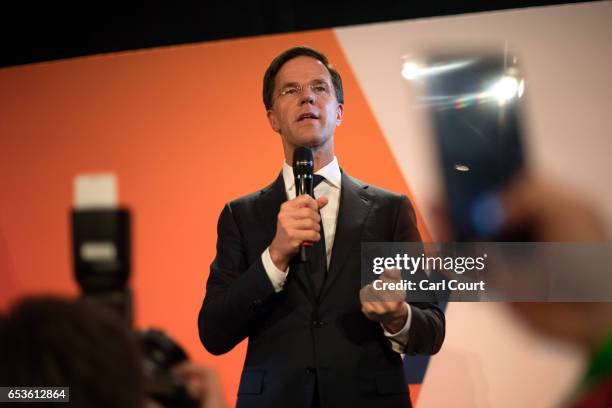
[312,320,324,328]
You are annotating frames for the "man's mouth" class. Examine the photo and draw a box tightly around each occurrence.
[297,113,319,122]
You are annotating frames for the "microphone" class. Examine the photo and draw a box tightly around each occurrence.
[293,147,314,262]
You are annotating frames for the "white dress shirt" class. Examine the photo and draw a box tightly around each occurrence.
[260,157,411,350]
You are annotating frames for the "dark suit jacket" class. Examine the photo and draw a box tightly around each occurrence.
[199,170,445,408]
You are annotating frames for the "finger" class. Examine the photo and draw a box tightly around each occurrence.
[379,301,404,312]
[291,229,321,243]
[361,307,376,321]
[361,301,385,315]
[171,363,207,399]
[361,304,378,319]
[172,361,209,378]
[367,300,405,315]
[498,176,606,241]
[496,174,542,228]
[293,194,319,211]
[291,218,320,231]
[381,268,401,281]
[317,196,329,209]
[364,302,388,315]
[294,207,321,223]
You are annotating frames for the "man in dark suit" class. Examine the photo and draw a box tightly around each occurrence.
[198,46,445,408]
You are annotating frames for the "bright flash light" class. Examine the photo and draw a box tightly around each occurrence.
[401,59,473,80]
[518,79,525,98]
[401,62,421,80]
[490,76,519,103]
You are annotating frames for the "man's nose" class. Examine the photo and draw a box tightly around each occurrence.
[299,87,315,105]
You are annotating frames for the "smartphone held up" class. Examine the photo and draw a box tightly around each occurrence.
[405,49,528,241]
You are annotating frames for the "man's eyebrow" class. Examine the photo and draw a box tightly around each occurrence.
[279,78,330,88]
[279,81,300,89]
[310,78,330,85]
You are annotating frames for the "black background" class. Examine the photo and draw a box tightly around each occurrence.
[0,1,587,68]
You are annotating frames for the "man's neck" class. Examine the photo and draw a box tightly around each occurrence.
[285,146,334,172]
[312,148,334,172]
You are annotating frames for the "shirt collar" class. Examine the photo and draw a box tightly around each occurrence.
[282,156,341,192]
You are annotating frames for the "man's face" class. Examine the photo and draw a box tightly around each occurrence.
[267,56,343,154]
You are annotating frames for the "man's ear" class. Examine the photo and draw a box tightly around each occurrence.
[335,103,344,126]
[267,109,280,133]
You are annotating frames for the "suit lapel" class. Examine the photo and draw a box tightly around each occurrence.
[254,172,286,241]
[319,170,372,303]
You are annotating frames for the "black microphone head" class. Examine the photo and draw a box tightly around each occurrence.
[292,147,314,197]
[292,147,314,177]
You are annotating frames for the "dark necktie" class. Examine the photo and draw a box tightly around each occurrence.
[309,174,327,294]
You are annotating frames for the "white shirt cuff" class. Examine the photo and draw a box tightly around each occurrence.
[261,247,289,293]
[382,302,412,353]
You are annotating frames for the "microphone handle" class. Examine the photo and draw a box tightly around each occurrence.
[296,175,314,262]
[300,246,307,262]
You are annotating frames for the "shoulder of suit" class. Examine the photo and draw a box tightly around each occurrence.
[345,173,406,201]
[225,177,280,209]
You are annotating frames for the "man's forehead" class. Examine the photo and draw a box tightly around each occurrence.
[276,56,331,83]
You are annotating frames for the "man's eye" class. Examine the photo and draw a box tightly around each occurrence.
[283,87,299,95]
[313,85,328,93]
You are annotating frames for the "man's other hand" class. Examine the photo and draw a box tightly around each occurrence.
[360,269,408,334]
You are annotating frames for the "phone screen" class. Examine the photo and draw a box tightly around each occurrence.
[419,52,526,240]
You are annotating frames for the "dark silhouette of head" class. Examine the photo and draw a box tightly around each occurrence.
[0,296,145,408]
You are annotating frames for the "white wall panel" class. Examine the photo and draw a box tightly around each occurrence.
[335,2,611,407]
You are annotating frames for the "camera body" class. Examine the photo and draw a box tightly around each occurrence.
[71,207,197,408]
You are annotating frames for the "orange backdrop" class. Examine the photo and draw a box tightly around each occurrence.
[0,29,429,405]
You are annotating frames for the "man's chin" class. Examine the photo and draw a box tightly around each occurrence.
[293,135,327,149]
